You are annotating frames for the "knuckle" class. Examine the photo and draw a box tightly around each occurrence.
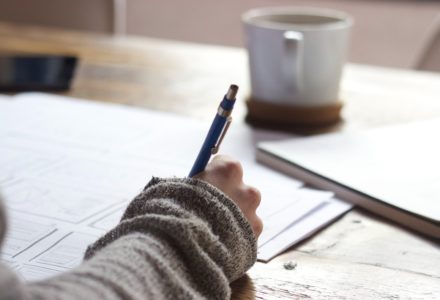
[218,159,243,178]
[245,186,261,207]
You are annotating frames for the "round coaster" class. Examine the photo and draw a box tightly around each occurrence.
[246,98,343,129]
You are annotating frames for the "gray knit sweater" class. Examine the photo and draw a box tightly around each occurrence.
[0,177,257,300]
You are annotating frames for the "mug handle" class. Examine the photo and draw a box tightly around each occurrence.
[283,31,304,93]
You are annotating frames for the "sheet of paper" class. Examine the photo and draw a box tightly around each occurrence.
[2,214,56,258]
[257,188,333,246]
[257,198,352,262]
[0,92,351,281]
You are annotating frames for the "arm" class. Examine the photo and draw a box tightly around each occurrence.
[1,156,261,300]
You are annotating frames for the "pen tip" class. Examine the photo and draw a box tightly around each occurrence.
[226,84,239,100]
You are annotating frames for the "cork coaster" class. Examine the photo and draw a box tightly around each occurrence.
[246,98,343,130]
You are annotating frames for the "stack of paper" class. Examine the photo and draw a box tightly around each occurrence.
[0,93,351,281]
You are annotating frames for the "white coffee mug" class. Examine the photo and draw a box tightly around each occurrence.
[242,7,353,106]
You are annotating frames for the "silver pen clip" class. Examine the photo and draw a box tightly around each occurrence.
[211,117,232,154]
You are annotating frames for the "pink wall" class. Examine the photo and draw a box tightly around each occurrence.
[126,0,440,68]
[0,0,439,69]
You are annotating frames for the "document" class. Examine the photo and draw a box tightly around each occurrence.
[0,93,351,281]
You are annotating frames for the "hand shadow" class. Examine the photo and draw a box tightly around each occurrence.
[230,274,255,300]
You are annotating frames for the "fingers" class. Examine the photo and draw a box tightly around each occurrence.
[239,184,263,237]
[195,155,263,238]
[210,155,243,182]
[242,185,261,209]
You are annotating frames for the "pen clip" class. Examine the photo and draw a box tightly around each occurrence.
[211,117,232,154]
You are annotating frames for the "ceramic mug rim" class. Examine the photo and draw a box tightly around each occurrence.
[242,7,353,31]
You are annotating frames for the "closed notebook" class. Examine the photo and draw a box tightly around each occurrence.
[257,119,440,238]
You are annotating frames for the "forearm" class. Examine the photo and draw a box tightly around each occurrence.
[28,232,222,299]
[22,177,256,300]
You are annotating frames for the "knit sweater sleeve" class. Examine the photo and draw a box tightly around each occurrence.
[0,177,257,300]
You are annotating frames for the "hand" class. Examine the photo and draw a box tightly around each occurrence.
[194,155,263,238]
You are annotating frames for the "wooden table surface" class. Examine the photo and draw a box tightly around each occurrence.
[1,22,439,299]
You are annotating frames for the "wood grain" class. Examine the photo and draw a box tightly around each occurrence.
[1,22,439,299]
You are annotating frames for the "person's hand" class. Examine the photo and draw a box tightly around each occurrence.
[194,155,263,238]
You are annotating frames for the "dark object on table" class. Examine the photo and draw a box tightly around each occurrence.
[0,55,77,92]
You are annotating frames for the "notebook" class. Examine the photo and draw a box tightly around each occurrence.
[257,119,440,238]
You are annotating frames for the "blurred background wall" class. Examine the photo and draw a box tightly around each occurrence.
[0,0,438,70]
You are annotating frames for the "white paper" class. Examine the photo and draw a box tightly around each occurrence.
[2,215,56,258]
[257,198,352,262]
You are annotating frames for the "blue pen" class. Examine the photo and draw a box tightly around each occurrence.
[188,84,238,177]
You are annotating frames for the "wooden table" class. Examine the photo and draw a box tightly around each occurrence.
[1,22,439,299]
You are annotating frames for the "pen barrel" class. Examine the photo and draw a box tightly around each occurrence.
[188,113,228,177]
